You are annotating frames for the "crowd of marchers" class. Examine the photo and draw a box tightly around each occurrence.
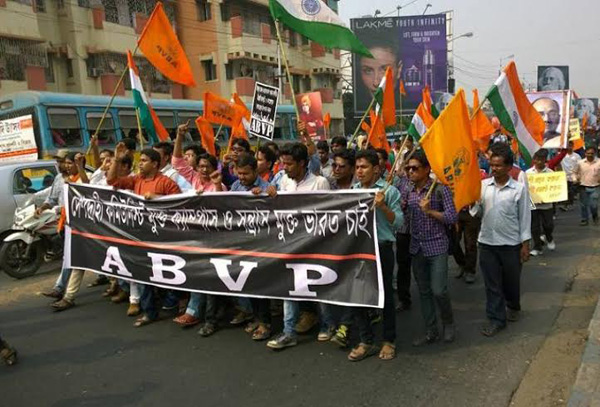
[2,121,598,365]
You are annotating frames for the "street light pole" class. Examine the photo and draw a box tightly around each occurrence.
[447,32,474,93]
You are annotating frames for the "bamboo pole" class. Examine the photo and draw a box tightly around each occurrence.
[348,96,376,149]
[135,107,144,150]
[87,44,140,155]
[424,179,438,200]
[273,21,299,118]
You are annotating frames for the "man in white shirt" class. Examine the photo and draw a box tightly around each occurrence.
[561,141,582,209]
[267,143,331,350]
[316,140,334,183]
[471,144,531,337]
[154,141,193,192]
[526,149,555,256]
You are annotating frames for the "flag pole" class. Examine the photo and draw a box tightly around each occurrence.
[135,107,144,150]
[273,20,300,118]
[424,179,438,200]
[348,96,376,148]
[469,97,487,121]
[86,44,140,155]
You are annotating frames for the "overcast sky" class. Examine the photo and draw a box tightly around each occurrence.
[339,0,599,98]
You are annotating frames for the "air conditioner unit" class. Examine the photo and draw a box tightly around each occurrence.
[89,67,100,78]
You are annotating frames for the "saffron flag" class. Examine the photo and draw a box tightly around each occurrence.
[268,0,372,57]
[367,111,391,153]
[204,92,242,128]
[471,89,495,151]
[486,61,545,165]
[361,120,371,134]
[407,102,435,141]
[399,80,407,96]
[231,93,250,140]
[323,112,331,130]
[137,2,196,87]
[195,116,216,157]
[420,89,481,211]
[127,51,169,142]
[373,67,396,127]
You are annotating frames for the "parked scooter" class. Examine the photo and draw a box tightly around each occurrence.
[0,195,61,279]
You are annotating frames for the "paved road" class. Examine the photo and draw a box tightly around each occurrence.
[0,209,596,407]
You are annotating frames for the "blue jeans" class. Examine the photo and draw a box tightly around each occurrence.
[53,268,72,293]
[140,284,159,320]
[412,251,454,332]
[236,297,253,314]
[579,186,599,221]
[185,293,218,323]
[282,301,335,336]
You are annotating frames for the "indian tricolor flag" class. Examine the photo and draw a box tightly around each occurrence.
[486,61,544,164]
[374,67,396,127]
[127,51,169,142]
[423,86,439,118]
[407,103,435,141]
[269,0,372,57]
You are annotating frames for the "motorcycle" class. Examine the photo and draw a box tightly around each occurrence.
[0,196,61,279]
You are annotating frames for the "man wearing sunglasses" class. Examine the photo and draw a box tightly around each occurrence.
[403,151,458,346]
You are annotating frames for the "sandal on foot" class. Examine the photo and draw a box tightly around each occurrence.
[198,323,217,337]
[0,342,17,366]
[379,342,396,361]
[252,323,272,341]
[133,316,154,328]
[348,343,378,362]
[480,323,505,337]
[244,321,259,334]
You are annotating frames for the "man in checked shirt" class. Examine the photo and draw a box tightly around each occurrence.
[403,151,458,346]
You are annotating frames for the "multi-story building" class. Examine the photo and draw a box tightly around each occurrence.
[0,0,344,134]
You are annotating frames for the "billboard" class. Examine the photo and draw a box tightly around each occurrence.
[573,98,598,129]
[351,14,448,115]
[526,90,572,149]
[537,66,569,91]
[296,92,325,140]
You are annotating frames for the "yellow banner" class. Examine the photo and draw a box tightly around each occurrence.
[527,171,568,204]
[569,118,581,141]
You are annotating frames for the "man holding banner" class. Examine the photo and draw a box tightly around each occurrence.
[348,149,403,362]
[526,149,556,256]
[107,144,181,327]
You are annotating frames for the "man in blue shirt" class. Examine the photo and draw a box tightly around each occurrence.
[230,154,270,193]
[228,154,275,340]
[348,149,403,362]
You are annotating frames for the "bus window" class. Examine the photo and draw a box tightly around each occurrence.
[278,114,296,140]
[177,111,201,142]
[86,112,117,146]
[48,108,82,147]
[156,111,175,140]
[118,110,148,147]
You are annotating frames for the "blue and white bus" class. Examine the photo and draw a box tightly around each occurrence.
[0,91,300,159]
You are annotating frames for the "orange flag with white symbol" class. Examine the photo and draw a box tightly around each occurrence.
[137,2,196,87]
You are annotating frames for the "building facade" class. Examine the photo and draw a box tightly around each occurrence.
[0,0,344,134]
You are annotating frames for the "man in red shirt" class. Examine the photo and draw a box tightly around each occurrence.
[107,144,181,197]
[107,143,181,327]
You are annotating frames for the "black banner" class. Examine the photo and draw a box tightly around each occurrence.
[249,81,279,141]
[65,185,383,308]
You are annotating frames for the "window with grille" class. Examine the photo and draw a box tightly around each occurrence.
[196,0,211,21]
[202,60,217,81]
